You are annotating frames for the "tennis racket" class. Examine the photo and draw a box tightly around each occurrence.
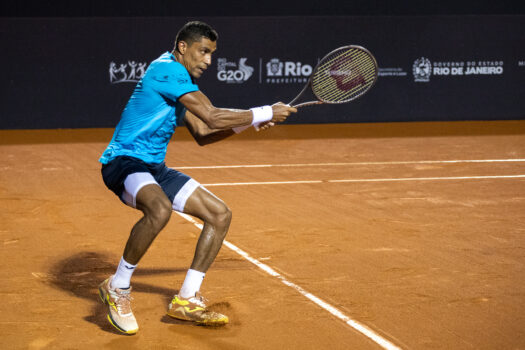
[288,45,378,108]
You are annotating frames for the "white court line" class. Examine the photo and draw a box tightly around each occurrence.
[176,211,402,350]
[205,180,323,186]
[330,174,525,183]
[175,158,525,170]
[202,174,525,187]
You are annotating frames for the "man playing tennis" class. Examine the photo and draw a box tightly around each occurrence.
[98,21,296,334]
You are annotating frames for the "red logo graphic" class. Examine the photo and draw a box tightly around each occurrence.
[329,57,366,91]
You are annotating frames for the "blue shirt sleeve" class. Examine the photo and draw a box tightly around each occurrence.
[150,62,199,101]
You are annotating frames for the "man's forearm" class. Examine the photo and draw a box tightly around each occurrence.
[179,91,273,130]
[194,128,236,146]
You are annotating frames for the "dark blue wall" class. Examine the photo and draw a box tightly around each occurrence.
[1,16,524,129]
[3,0,524,16]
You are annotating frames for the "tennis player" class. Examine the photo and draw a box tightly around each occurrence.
[98,21,296,334]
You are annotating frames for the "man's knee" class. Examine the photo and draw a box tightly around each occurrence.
[212,202,232,229]
[145,197,172,231]
[136,184,172,231]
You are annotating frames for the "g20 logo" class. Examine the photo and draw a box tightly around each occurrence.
[217,58,254,83]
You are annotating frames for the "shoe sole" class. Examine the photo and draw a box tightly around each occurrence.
[98,285,138,335]
[166,311,228,326]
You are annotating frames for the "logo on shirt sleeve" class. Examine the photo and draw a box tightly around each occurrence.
[152,73,191,85]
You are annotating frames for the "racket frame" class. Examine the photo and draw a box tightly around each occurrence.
[288,45,378,108]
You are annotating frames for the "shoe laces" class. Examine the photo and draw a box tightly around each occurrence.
[188,292,207,308]
[111,288,133,315]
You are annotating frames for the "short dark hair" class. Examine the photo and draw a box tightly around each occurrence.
[175,21,218,52]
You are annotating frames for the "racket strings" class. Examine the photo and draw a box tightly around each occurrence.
[314,51,375,101]
[316,63,375,100]
[314,50,375,88]
[314,50,370,86]
[320,63,376,101]
[311,48,377,103]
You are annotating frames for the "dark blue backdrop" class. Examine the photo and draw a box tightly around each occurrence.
[1,16,524,129]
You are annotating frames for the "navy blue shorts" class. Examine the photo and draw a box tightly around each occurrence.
[101,156,201,211]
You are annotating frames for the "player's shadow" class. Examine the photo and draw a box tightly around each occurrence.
[47,251,185,334]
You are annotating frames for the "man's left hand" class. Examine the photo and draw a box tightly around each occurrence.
[255,121,275,131]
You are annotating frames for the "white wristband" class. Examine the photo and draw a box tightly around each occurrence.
[232,125,251,134]
[250,105,273,126]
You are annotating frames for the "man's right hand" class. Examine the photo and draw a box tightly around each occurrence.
[271,102,298,123]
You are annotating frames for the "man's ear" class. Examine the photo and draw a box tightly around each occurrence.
[178,41,187,54]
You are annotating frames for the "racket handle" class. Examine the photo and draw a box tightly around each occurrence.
[293,101,324,108]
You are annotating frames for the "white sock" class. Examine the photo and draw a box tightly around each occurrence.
[111,257,136,289]
[179,269,205,298]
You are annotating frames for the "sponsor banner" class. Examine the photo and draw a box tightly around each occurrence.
[217,57,254,83]
[109,61,148,84]
[263,58,313,84]
[413,58,504,82]
[378,68,408,77]
[1,16,524,129]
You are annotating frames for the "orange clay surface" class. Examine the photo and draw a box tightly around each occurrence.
[0,121,524,349]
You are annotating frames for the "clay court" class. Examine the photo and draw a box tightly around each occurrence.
[1,121,524,349]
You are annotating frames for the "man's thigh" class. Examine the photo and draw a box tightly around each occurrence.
[101,156,157,207]
[154,166,203,212]
[183,186,229,223]
[102,157,211,213]
[155,166,228,220]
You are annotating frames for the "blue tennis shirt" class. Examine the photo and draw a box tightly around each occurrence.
[100,52,199,164]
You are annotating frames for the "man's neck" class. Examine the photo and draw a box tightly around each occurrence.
[171,50,182,63]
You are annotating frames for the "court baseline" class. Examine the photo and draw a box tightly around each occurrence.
[175,158,525,170]
[202,175,525,187]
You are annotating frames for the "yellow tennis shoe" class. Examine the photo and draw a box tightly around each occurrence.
[167,292,228,326]
[98,276,139,335]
